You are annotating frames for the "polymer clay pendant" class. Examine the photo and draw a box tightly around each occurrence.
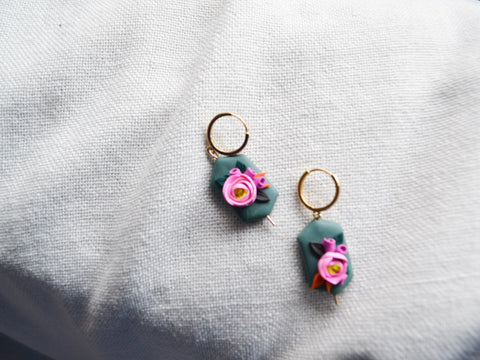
[206,113,278,225]
[297,169,352,304]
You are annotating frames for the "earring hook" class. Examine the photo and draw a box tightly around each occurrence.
[297,168,341,219]
[206,112,249,158]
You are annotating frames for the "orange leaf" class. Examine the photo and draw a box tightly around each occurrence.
[325,282,332,293]
[254,172,267,178]
[311,273,324,290]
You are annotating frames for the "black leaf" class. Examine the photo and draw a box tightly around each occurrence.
[255,189,270,203]
[309,242,325,258]
[236,161,247,173]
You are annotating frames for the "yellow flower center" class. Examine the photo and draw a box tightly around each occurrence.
[327,264,341,274]
[234,188,248,199]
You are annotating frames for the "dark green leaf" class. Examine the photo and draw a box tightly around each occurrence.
[236,161,247,173]
[215,174,229,187]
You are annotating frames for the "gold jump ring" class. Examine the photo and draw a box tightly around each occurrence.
[297,168,341,214]
[206,112,249,156]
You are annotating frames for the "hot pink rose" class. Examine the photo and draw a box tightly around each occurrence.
[222,173,257,207]
[318,252,348,285]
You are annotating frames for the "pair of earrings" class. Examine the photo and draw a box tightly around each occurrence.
[206,112,352,304]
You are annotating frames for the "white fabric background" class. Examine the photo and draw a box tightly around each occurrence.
[1,1,479,359]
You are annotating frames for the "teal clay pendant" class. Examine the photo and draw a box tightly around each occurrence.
[297,169,352,304]
[206,113,278,225]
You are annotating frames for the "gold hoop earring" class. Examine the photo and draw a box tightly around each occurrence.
[206,112,277,226]
[296,168,352,305]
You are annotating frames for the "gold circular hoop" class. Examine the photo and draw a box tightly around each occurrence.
[297,169,341,215]
[206,112,249,156]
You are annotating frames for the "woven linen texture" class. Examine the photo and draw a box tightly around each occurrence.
[1,0,479,359]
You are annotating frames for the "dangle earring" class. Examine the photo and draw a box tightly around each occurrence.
[297,169,352,305]
[206,112,278,225]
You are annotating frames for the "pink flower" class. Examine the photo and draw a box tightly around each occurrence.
[318,251,348,286]
[222,172,257,207]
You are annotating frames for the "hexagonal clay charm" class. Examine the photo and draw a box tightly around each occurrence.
[298,219,353,295]
[211,154,278,222]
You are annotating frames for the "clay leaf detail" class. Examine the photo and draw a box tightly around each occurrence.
[311,273,324,290]
[235,161,247,173]
[215,174,229,187]
[309,242,325,258]
[255,189,270,203]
